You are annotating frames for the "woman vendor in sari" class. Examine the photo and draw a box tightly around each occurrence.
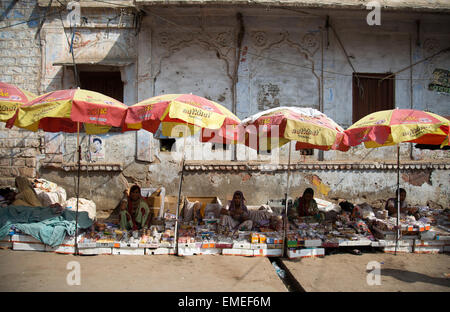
[219,190,253,231]
[119,184,151,230]
[288,188,319,220]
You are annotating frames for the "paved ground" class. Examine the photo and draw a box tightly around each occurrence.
[282,252,450,292]
[1,249,449,292]
[0,250,286,292]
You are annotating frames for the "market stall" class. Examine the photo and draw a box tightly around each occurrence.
[1,177,449,257]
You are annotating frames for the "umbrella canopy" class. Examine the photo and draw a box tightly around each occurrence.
[6,88,128,134]
[343,108,449,256]
[0,82,37,122]
[241,107,349,152]
[200,123,245,145]
[240,106,349,258]
[124,93,241,141]
[125,93,241,255]
[5,88,129,255]
[343,108,449,148]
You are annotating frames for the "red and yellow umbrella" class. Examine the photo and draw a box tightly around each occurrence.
[125,94,241,255]
[124,93,241,140]
[343,108,449,148]
[241,107,349,152]
[240,106,348,258]
[0,82,37,122]
[201,123,246,145]
[343,108,449,255]
[7,88,128,134]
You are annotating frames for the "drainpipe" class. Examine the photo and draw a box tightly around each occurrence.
[232,13,244,161]
[318,17,327,162]
[409,35,414,160]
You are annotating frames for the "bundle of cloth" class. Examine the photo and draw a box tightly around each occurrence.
[0,176,96,247]
[65,197,97,221]
[0,204,93,247]
[33,178,67,207]
[12,176,43,207]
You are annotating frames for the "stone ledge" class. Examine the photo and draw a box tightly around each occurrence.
[38,0,136,8]
[41,162,123,172]
[134,0,450,12]
[184,162,450,172]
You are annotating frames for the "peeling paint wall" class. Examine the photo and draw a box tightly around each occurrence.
[1,4,449,211]
[180,168,450,208]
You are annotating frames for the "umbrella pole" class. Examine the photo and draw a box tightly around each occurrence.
[395,144,400,256]
[174,135,187,255]
[74,122,81,256]
[283,141,292,258]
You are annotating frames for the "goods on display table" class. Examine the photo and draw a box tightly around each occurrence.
[1,185,449,257]
[368,205,450,254]
[285,200,449,258]
[176,195,284,257]
[3,220,177,256]
[286,213,374,259]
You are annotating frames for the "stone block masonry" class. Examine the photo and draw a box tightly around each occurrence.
[0,126,42,187]
[0,1,44,187]
[0,0,42,95]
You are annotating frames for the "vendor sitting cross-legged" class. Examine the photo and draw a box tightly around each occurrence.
[385,188,418,218]
[119,184,151,231]
[288,188,320,220]
[219,191,253,231]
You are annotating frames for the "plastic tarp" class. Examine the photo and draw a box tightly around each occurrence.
[0,205,93,247]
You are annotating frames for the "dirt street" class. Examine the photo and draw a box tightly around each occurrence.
[282,252,450,292]
[1,249,449,292]
[0,250,286,292]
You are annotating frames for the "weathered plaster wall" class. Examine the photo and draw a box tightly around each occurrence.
[180,167,449,208]
[1,4,449,211]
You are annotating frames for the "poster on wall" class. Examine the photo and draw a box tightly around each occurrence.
[428,68,450,94]
[89,136,105,160]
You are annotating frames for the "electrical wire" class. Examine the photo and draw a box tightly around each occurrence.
[0,5,66,30]
[82,0,449,82]
[1,1,446,82]
[139,7,448,82]
[87,0,133,8]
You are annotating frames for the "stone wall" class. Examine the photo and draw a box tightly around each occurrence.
[0,3,449,212]
[0,0,43,187]
[0,0,42,93]
[0,123,42,187]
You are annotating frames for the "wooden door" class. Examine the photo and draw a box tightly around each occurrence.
[79,71,123,102]
[352,73,394,123]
